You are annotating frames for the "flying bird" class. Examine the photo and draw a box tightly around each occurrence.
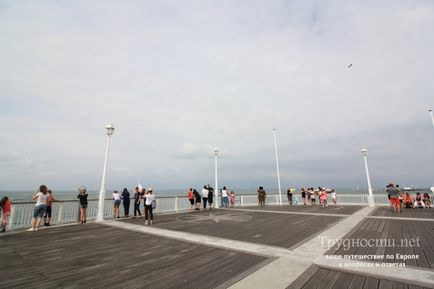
[348,63,353,68]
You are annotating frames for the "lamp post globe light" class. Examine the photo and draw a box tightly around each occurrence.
[361,148,375,207]
[214,148,219,209]
[96,123,115,221]
[429,110,434,129]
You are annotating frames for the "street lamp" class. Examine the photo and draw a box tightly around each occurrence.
[96,123,115,221]
[361,148,375,207]
[429,110,434,129]
[273,129,283,205]
[214,148,219,209]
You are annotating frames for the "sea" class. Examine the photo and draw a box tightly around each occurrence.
[1,187,431,202]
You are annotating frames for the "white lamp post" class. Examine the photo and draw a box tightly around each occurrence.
[214,148,219,209]
[96,123,115,221]
[361,148,375,207]
[273,129,283,206]
[429,110,434,129]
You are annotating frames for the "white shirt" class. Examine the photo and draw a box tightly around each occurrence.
[201,188,209,198]
[222,190,228,197]
[113,192,121,201]
[145,193,155,205]
[35,192,49,206]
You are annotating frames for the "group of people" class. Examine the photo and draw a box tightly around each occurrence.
[27,185,58,231]
[187,185,236,211]
[386,183,432,213]
[77,186,156,225]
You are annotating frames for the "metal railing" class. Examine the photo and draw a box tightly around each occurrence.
[4,194,391,232]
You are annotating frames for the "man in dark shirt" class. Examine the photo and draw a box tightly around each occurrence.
[133,187,142,218]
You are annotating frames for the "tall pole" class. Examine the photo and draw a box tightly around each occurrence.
[97,124,115,221]
[361,148,375,207]
[273,129,283,206]
[429,110,434,129]
[214,148,219,209]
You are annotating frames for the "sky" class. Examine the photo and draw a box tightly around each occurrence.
[1,0,434,191]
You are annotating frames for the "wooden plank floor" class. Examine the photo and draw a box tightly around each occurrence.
[239,205,363,215]
[0,223,268,289]
[287,265,431,289]
[329,218,434,269]
[371,207,434,219]
[124,209,343,248]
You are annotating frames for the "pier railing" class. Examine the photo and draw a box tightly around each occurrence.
[5,194,390,232]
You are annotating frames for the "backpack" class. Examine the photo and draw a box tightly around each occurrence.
[151,199,157,209]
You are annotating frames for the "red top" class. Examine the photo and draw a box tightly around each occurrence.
[2,200,11,214]
[188,191,193,199]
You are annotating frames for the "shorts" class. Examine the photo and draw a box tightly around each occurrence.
[44,206,52,218]
[80,204,88,209]
[33,205,47,219]
[114,200,121,207]
[390,197,400,206]
[189,199,194,205]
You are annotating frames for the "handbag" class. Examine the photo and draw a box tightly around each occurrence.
[151,199,157,209]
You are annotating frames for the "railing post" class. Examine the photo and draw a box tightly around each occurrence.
[175,196,179,212]
[57,202,63,224]
[240,196,244,207]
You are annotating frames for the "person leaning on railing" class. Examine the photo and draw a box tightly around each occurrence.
[27,185,49,232]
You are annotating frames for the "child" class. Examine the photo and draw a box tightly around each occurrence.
[423,193,431,208]
[230,191,236,208]
[330,189,337,206]
[320,190,327,208]
[1,196,11,232]
[414,192,425,208]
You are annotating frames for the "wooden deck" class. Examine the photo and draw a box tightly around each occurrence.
[242,205,363,215]
[329,218,434,269]
[0,223,268,289]
[371,206,434,219]
[123,209,343,248]
[1,205,433,289]
[288,265,431,289]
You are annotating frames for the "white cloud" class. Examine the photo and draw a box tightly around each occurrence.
[1,0,433,190]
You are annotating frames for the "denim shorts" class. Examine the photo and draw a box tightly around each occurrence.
[114,200,121,207]
[33,205,47,218]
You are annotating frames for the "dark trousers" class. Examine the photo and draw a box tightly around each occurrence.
[123,202,130,216]
[287,194,293,205]
[203,198,208,209]
[134,203,141,216]
[145,204,153,220]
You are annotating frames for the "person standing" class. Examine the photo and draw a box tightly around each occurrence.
[144,188,156,225]
[201,186,209,210]
[133,187,142,218]
[257,186,266,207]
[230,191,236,208]
[330,189,337,206]
[27,185,49,231]
[193,189,201,210]
[301,188,306,205]
[44,190,57,226]
[287,188,293,205]
[112,190,121,218]
[207,185,214,209]
[121,188,130,217]
[140,187,147,216]
[221,186,229,208]
[1,196,11,232]
[77,186,88,223]
[188,188,194,211]
[386,183,401,213]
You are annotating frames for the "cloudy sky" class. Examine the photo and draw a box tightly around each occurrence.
[1,0,433,191]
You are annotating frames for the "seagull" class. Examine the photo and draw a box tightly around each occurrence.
[348,63,353,68]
